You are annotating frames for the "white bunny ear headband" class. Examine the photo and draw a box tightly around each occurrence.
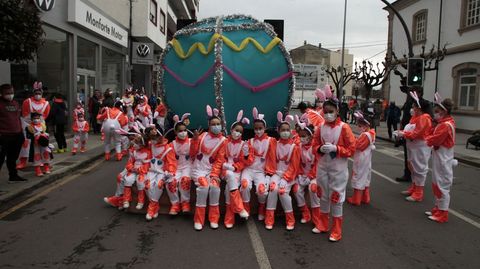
[33,81,43,92]
[321,84,339,108]
[409,91,421,107]
[206,105,220,120]
[434,92,447,111]
[354,111,370,126]
[230,110,250,130]
[252,107,267,127]
[165,112,191,137]
[295,114,313,135]
[277,111,295,128]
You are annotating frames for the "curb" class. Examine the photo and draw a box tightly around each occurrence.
[0,149,105,205]
[374,134,480,168]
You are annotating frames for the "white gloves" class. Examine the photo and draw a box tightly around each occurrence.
[393,130,404,139]
[320,143,337,153]
[242,144,249,157]
[279,179,288,189]
[222,163,235,171]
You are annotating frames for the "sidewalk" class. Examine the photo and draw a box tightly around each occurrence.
[0,133,105,205]
[370,121,480,167]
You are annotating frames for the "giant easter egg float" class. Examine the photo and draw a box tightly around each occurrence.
[159,15,295,129]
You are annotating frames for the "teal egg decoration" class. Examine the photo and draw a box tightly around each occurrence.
[159,15,294,129]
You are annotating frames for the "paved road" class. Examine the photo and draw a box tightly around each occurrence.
[1,140,479,269]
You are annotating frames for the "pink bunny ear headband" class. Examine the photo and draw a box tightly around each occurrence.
[434,92,447,111]
[252,107,267,127]
[230,110,250,130]
[320,84,339,108]
[206,105,220,120]
[173,113,191,129]
[354,111,370,126]
[277,111,294,128]
[409,91,421,107]
[33,81,43,91]
[295,114,313,135]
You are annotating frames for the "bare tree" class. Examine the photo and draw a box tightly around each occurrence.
[325,66,356,99]
[354,60,391,101]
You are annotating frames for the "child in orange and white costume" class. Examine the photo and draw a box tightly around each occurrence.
[26,112,52,177]
[71,112,90,155]
[265,112,300,231]
[134,95,153,128]
[222,110,252,229]
[72,101,85,122]
[96,101,129,161]
[153,101,167,130]
[17,82,51,170]
[240,107,276,221]
[169,113,194,213]
[144,127,177,220]
[313,85,330,116]
[292,115,320,226]
[394,92,432,202]
[190,105,226,231]
[122,87,135,126]
[347,111,376,206]
[121,129,152,211]
[312,89,356,242]
[425,95,457,223]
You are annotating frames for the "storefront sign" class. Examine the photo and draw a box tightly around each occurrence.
[34,0,55,12]
[67,0,128,48]
[132,42,154,65]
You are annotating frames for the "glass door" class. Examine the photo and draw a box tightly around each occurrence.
[77,69,96,119]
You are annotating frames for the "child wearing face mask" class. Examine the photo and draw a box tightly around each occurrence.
[347,112,376,206]
[26,112,52,177]
[292,115,320,228]
[394,93,432,202]
[190,105,226,231]
[71,112,90,155]
[240,107,277,221]
[222,110,253,229]
[312,97,355,242]
[168,113,193,213]
[17,82,51,170]
[264,112,300,231]
[73,101,85,121]
[121,132,152,212]
[134,95,153,128]
[425,97,456,223]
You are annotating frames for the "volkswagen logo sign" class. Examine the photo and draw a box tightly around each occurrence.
[34,0,55,12]
[136,44,150,58]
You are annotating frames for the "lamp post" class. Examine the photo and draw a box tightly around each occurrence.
[338,0,348,100]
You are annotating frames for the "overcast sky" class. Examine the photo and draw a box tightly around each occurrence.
[198,0,391,65]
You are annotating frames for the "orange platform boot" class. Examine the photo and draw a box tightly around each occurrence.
[35,166,44,177]
[265,209,275,230]
[194,206,206,231]
[312,212,329,234]
[16,157,27,170]
[285,212,295,231]
[224,205,235,229]
[208,205,220,229]
[362,187,371,204]
[406,185,424,202]
[146,200,159,221]
[329,216,343,242]
[428,210,448,223]
[347,189,362,206]
[300,205,311,223]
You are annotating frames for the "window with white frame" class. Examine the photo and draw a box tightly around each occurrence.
[159,9,166,34]
[458,68,477,110]
[413,11,427,42]
[150,0,157,25]
[466,0,480,27]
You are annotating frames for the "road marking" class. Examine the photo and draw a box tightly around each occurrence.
[371,169,400,185]
[246,219,272,269]
[0,160,104,220]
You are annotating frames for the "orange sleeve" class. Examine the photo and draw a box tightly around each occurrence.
[72,121,79,132]
[282,145,300,182]
[22,99,30,118]
[84,122,90,132]
[189,133,203,158]
[138,150,152,175]
[210,141,226,178]
[163,145,177,174]
[404,115,432,140]
[337,124,356,158]
[265,138,277,175]
[233,142,254,172]
[307,154,318,180]
[426,123,450,147]
[125,154,135,172]
[312,126,325,158]
[118,113,128,127]
[143,105,152,117]
[156,104,167,117]
[355,133,370,151]
[42,102,50,120]
[96,110,106,121]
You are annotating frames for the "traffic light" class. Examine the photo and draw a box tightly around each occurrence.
[407,58,424,87]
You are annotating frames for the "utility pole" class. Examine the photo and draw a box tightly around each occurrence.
[338,0,347,100]
[434,0,443,93]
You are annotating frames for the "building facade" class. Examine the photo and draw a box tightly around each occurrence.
[384,0,480,132]
[0,0,199,121]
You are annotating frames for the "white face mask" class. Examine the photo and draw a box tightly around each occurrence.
[410,108,415,116]
[300,137,310,145]
[33,119,41,124]
[324,113,336,123]
[34,94,42,101]
[231,130,242,140]
[3,94,14,101]
[280,131,291,140]
[255,129,265,137]
[434,113,442,121]
[78,117,85,122]
[210,125,222,135]
[177,131,188,140]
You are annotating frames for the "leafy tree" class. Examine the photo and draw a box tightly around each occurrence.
[0,0,44,62]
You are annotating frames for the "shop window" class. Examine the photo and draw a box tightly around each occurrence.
[10,25,69,102]
[77,37,96,71]
[452,63,480,112]
[412,10,427,44]
[150,0,157,26]
[160,9,166,34]
[102,47,123,97]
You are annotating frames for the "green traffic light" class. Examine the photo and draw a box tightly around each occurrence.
[413,75,421,82]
